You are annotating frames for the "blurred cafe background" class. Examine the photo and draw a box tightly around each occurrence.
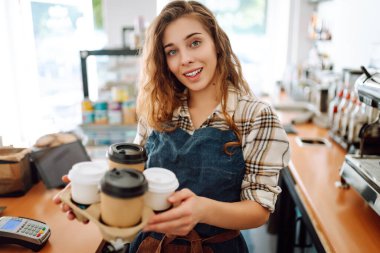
[1,0,380,253]
[1,0,379,148]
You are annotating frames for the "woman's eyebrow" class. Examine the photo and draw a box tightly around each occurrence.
[163,32,202,49]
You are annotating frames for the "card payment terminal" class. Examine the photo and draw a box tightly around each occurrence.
[0,216,51,251]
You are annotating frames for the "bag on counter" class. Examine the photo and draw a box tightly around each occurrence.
[0,147,35,197]
[30,140,91,189]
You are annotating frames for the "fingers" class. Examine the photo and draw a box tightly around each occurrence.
[168,188,194,204]
[150,188,195,224]
[148,207,184,225]
[53,175,71,204]
[143,189,199,236]
[53,193,62,204]
[143,216,193,236]
[62,175,70,183]
[61,203,71,212]
[66,211,76,220]
[53,175,89,224]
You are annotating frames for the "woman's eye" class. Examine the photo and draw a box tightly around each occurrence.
[167,50,176,56]
[191,40,201,47]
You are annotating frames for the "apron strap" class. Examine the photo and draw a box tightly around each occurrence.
[202,229,240,244]
[155,229,240,253]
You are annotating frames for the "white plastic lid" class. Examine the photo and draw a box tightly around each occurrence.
[68,161,108,185]
[143,167,179,193]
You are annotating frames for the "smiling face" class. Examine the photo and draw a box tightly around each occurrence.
[162,15,218,95]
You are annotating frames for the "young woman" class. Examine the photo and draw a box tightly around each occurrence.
[129,1,290,252]
[54,1,289,252]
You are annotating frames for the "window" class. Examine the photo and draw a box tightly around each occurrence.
[200,0,267,35]
[0,0,106,146]
[31,2,86,131]
[198,0,290,96]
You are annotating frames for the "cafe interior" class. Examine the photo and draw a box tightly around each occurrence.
[1,0,379,252]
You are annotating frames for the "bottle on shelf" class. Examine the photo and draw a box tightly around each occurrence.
[340,91,357,138]
[328,88,344,129]
[81,98,94,125]
[332,87,351,136]
[347,101,368,144]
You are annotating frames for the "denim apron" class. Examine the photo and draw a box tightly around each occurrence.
[129,127,249,253]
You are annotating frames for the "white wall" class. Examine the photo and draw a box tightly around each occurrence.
[317,0,380,71]
[103,0,157,47]
[286,0,314,66]
[288,0,380,72]
[264,0,291,93]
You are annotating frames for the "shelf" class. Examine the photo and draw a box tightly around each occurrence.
[80,48,140,98]
[79,48,140,147]
[80,124,137,131]
[79,124,137,146]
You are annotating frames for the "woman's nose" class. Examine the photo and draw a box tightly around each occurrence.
[180,50,194,65]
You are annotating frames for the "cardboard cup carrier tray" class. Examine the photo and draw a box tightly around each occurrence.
[59,186,153,243]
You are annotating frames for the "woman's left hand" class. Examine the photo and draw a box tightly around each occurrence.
[143,188,206,236]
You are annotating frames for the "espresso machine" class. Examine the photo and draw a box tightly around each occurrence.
[338,67,380,216]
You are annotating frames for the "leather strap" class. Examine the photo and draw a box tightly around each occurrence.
[155,229,240,253]
[202,230,240,244]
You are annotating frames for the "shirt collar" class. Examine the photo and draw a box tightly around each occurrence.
[174,89,190,118]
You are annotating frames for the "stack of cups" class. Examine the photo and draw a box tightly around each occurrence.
[68,161,108,205]
[143,167,179,212]
[100,168,148,227]
[107,143,147,171]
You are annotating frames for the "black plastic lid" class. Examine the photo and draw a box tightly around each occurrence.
[107,143,147,164]
[100,168,147,198]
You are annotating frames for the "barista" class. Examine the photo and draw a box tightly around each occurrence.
[54,1,290,252]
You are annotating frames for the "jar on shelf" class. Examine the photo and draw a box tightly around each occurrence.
[94,101,108,124]
[81,98,94,125]
[108,101,122,125]
[122,100,137,125]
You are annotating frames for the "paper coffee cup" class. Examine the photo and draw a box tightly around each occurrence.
[143,167,179,211]
[68,161,108,205]
[107,143,147,171]
[100,168,148,227]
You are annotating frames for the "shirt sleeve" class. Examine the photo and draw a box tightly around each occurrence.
[133,118,149,146]
[240,104,290,212]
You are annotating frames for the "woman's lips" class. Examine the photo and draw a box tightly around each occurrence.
[183,67,203,78]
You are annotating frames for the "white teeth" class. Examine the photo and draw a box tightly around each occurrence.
[185,68,202,77]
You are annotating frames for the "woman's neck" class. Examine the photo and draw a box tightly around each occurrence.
[187,83,221,129]
[188,84,221,110]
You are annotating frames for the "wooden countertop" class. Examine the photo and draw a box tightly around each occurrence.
[0,182,102,253]
[284,123,380,253]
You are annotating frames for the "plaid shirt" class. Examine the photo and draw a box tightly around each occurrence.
[134,87,290,212]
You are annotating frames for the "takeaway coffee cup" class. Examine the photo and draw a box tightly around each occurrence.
[68,161,108,205]
[143,167,179,211]
[100,168,148,227]
[107,143,147,171]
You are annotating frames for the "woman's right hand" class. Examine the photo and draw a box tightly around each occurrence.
[53,175,89,224]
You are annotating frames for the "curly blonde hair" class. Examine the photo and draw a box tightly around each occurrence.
[137,0,251,137]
